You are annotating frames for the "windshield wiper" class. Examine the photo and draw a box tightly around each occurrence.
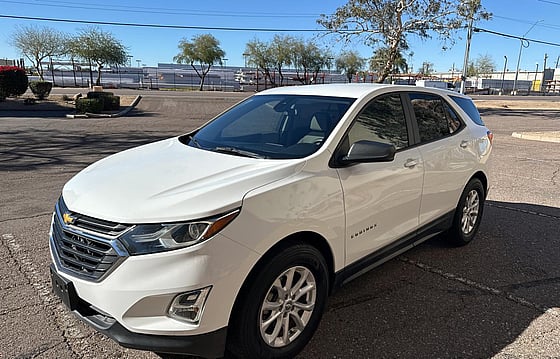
[187,134,202,148]
[212,146,265,159]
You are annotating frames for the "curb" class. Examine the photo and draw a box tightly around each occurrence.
[511,131,560,143]
[66,95,142,119]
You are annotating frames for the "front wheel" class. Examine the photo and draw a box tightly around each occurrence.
[447,178,485,246]
[227,243,329,359]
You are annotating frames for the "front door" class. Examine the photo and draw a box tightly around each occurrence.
[335,93,424,265]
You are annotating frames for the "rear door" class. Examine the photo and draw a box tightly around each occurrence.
[406,92,475,226]
[335,93,424,265]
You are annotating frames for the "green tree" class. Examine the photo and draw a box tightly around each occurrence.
[174,34,225,91]
[10,25,67,81]
[370,47,409,75]
[291,40,331,85]
[270,35,295,86]
[466,61,477,77]
[336,51,365,83]
[245,37,329,86]
[318,0,491,83]
[70,27,128,86]
[418,61,435,76]
[245,38,276,86]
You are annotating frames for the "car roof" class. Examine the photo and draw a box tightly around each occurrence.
[255,83,472,101]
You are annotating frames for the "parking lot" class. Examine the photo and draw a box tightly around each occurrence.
[1,91,559,358]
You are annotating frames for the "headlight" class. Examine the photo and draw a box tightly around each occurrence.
[119,209,240,255]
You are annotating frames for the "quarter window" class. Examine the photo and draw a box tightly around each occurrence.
[346,94,409,150]
[450,96,485,126]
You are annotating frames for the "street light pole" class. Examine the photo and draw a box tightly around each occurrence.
[534,63,539,82]
[136,59,142,88]
[541,53,548,94]
[512,20,542,95]
[222,58,228,91]
[500,55,507,95]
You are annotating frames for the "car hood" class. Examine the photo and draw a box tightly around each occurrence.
[62,137,305,223]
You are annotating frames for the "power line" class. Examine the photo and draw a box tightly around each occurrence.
[4,13,559,48]
[0,0,323,18]
[537,0,560,5]
[492,14,560,32]
[474,27,560,47]
[0,14,325,32]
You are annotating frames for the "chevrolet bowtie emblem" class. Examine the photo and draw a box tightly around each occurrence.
[63,212,76,225]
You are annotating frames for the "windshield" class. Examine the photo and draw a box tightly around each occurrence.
[181,95,355,159]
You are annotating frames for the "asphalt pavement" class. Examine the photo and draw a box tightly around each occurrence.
[1,90,559,358]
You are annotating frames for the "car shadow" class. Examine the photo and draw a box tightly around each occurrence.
[300,200,560,358]
[0,127,168,172]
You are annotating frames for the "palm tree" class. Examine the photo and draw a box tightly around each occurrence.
[369,47,409,75]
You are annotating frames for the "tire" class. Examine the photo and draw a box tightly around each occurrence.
[226,243,329,359]
[447,178,485,246]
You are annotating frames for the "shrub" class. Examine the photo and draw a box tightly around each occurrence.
[0,66,28,100]
[29,81,53,100]
[75,98,103,114]
[86,91,120,111]
[106,95,120,111]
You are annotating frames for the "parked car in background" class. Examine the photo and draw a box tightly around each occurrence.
[49,84,492,358]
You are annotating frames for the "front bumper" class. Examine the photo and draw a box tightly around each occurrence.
[50,262,226,357]
[48,216,261,357]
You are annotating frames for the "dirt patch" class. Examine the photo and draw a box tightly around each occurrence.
[474,99,560,110]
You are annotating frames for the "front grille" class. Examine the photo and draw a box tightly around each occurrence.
[51,198,130,281]
[72,214,129,237]
[57,198,130,237]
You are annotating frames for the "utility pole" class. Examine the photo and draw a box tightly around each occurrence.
[460,18,474,95]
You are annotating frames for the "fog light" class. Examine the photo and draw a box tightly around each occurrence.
[168,286,212,324]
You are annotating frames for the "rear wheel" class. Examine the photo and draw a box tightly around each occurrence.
[447,178,485,246]
[227,243,329,359]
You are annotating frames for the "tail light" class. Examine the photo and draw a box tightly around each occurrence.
[487,130,494,145]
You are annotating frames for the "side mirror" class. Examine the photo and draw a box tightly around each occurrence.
[338,140,396,166]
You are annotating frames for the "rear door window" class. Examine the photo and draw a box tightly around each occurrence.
[408,93,465,144]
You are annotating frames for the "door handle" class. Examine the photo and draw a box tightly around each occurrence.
[460,140,469,148]
[404,159,418,168]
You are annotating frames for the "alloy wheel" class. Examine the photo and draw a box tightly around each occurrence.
[461,189,480,234]
[259,266,317,348]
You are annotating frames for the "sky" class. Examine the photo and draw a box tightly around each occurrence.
[1,0,560,74]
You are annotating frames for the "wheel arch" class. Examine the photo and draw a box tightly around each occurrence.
[470,171,488,197]
[227,231,335,326]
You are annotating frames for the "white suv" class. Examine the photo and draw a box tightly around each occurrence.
[49,84,492,358]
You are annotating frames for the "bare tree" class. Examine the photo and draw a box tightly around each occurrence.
[318,0,490,83]
[174,34,225,91]
[468,53,496,77]
[11,25,67,81]
[70,27,128,86]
